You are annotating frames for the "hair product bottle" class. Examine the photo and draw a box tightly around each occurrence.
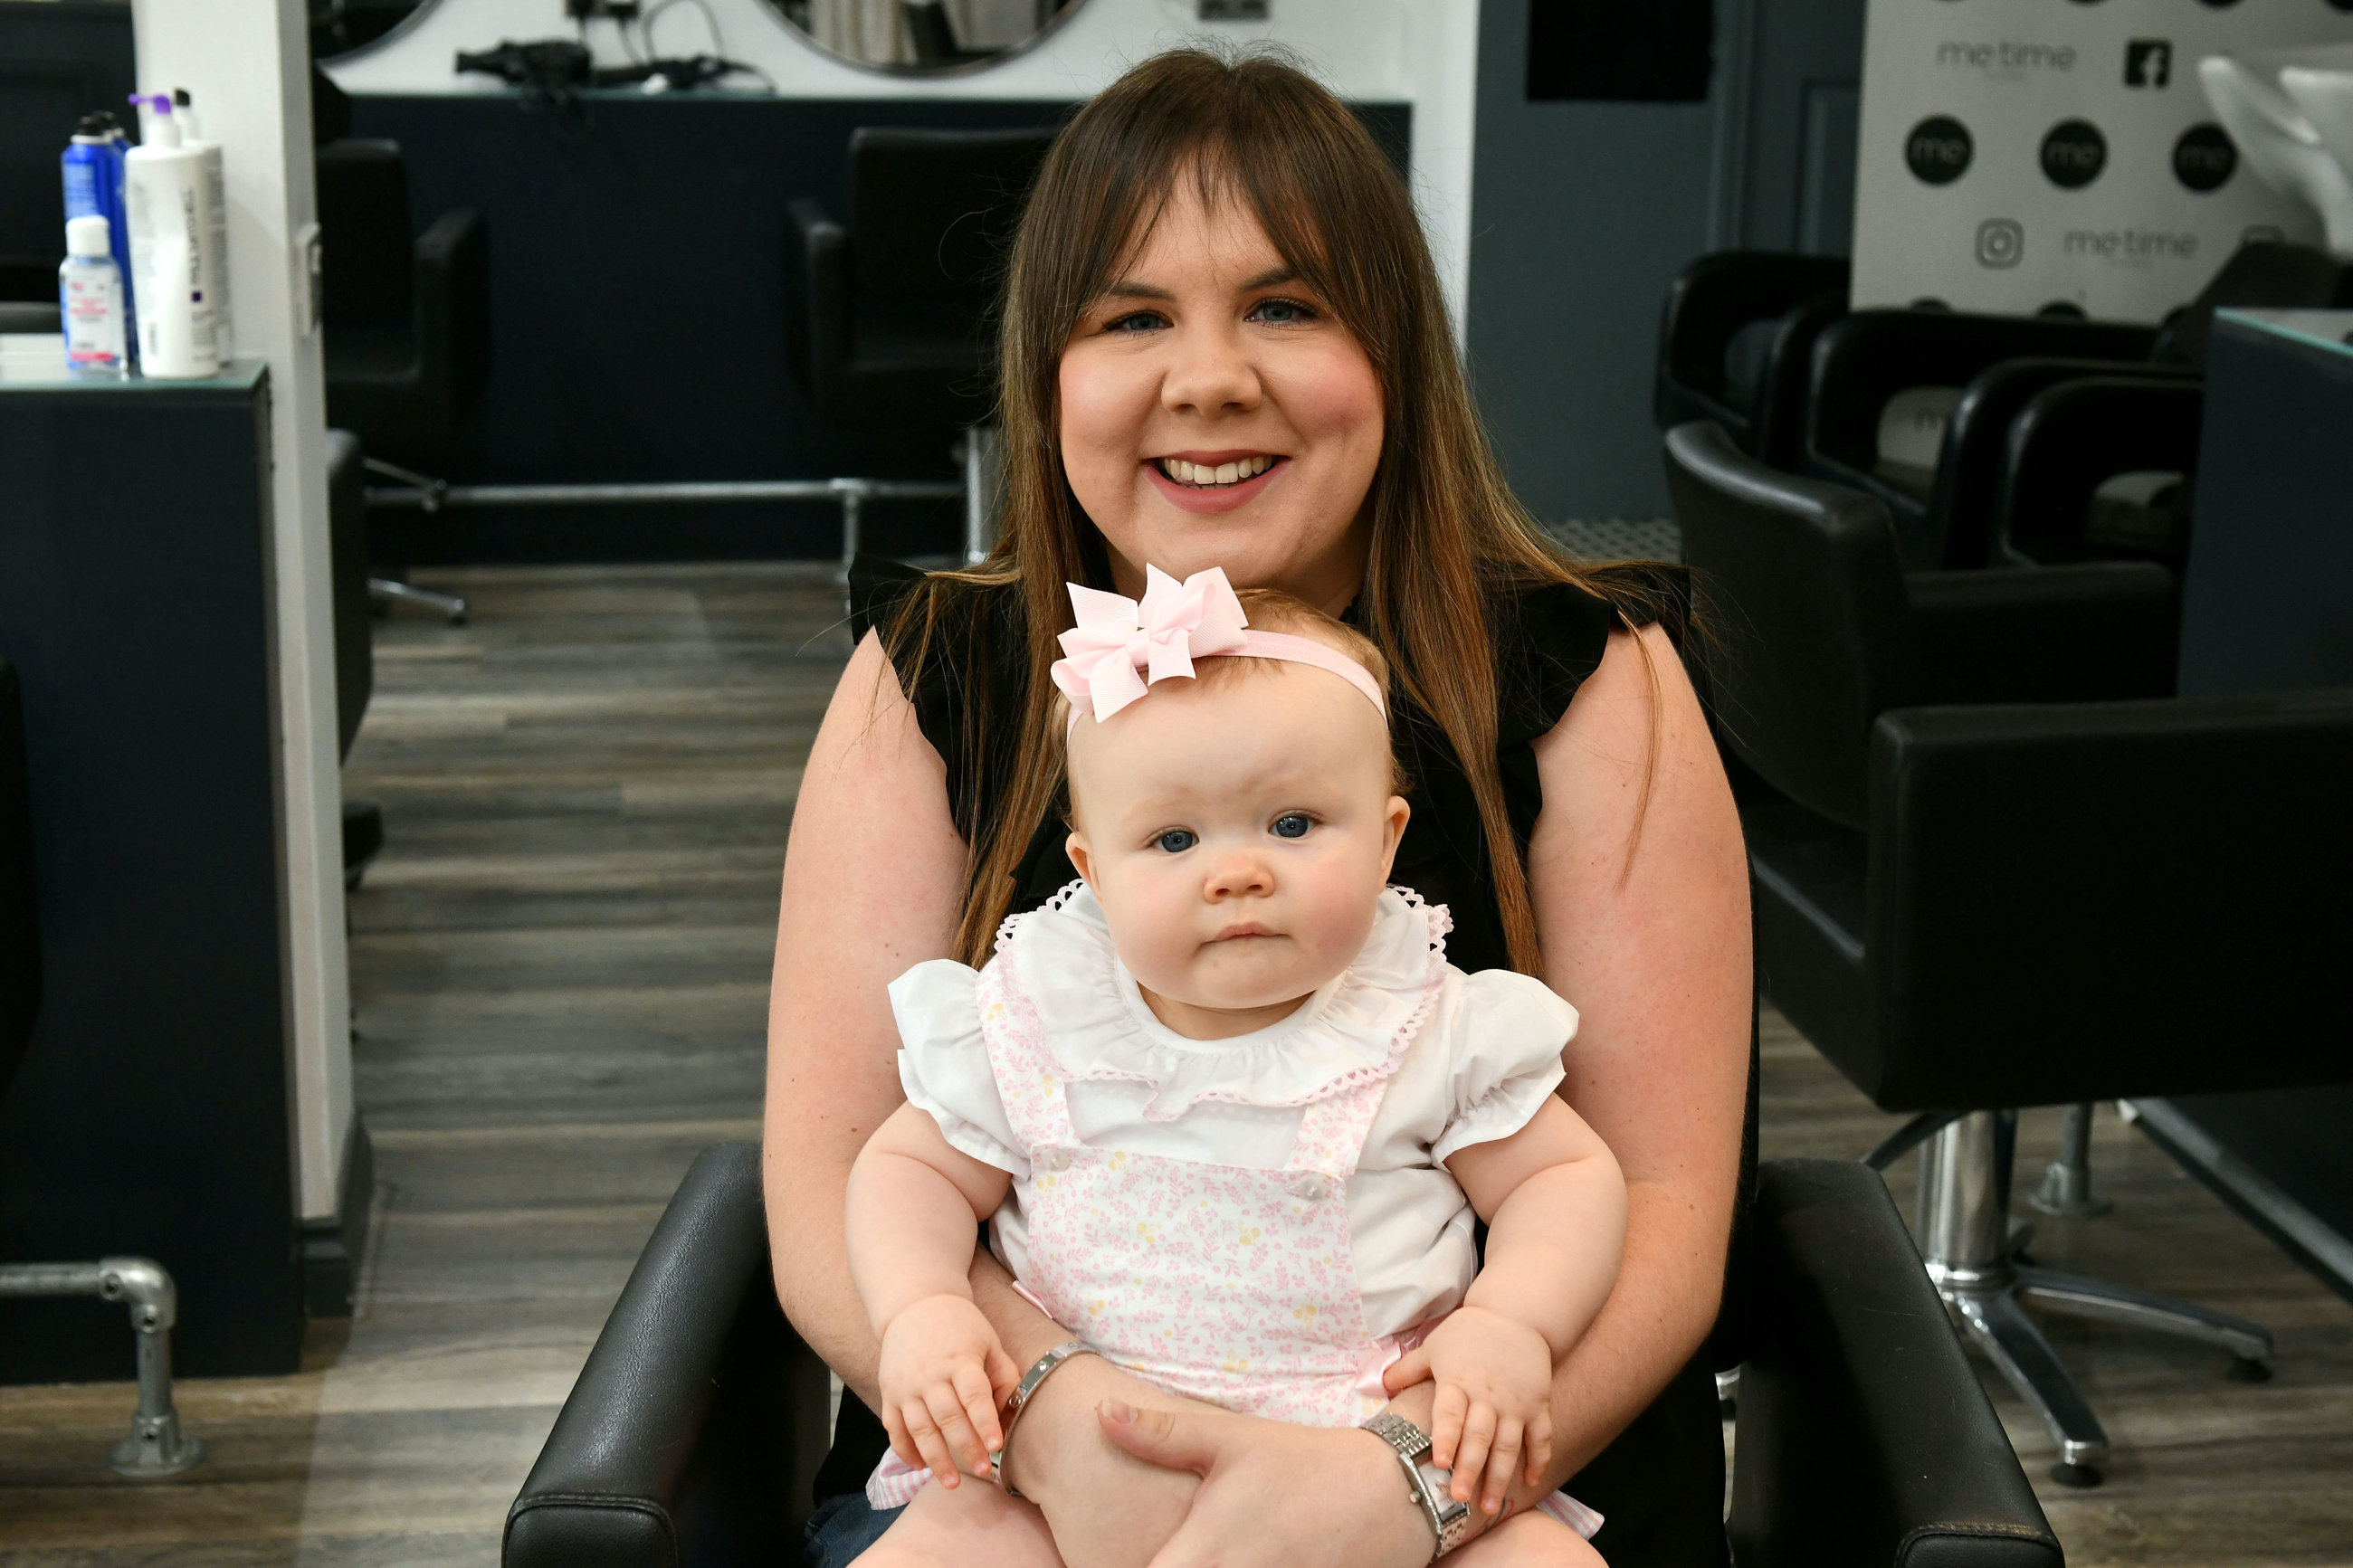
[61,112,136,366]
[171,89,233,356]
[123,94,220,378]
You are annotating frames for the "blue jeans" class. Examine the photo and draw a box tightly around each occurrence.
[805,1490,907,1568]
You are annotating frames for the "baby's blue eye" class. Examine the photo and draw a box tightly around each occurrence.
[1272,814,1313,840]
[1155,829,1199,853]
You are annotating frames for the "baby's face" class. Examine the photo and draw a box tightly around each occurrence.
[1065,661,1409,1038]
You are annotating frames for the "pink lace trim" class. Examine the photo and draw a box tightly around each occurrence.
[988,882,1455,1117]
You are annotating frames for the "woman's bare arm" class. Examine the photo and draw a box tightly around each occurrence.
[765,629,970,1407]
[1523,622,1752,1484]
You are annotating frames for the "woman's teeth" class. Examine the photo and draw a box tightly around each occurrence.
[1157,455,1275,488]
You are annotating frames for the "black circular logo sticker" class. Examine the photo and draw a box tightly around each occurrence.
[2041,119,2108,188]
[2175,123,2238,192]
[1905,116,1974,185]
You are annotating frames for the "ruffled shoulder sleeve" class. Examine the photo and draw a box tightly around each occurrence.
[890,959,1026,1178]
[1491,567,1692,747]
[1429,969,1577,1164]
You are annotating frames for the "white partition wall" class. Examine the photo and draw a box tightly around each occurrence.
[323,0,1482,328]
[129,0,352,1229]
[1853,0,2353,322]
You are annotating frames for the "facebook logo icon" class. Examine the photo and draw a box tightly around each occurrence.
[2126,40,2172,89]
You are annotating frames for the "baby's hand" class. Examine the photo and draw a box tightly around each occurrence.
[1385,1306,1555,1516]
[876,1294,1023,1487]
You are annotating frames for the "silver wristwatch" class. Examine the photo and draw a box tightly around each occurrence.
[1361,1411,1473,1560]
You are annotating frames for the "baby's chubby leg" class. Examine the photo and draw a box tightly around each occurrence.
[1443,1509,1606,1568]
[854,1478,1066,1568]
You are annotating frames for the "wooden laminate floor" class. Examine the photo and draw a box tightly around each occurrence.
[2,561,2348,1565]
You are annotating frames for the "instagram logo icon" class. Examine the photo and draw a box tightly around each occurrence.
[1975,218,2024,269]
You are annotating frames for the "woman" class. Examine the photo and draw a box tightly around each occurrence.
[767,48,1750,1568]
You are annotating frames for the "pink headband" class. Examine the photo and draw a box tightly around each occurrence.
[1049,565,1386,737]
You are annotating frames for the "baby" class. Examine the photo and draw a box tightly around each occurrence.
[845,566,1626,1567]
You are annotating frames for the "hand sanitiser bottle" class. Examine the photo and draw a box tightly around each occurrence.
[60,214,128,376]
[123,93,220,378]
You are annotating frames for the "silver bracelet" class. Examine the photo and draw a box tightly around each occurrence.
[1361,1411,1474,1560]
[992,1338,1097,1498]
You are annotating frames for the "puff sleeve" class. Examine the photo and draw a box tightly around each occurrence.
[1429,970,1577,1164]
[890,959,1027,1178]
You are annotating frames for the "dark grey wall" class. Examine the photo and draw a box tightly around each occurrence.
[1464,0,1863,523]
[1464,0,1718,522]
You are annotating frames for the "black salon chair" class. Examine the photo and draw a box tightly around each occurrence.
[1654,252,1851,471]
[1668,418,2353,1486]
[1806,242,2353,570]
[786,127,1056,562]
[503,1137,2059,1567]
[902,0,994,66]
[0,659,205,1477]
[317,137,489,623]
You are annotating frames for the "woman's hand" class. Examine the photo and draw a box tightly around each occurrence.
[1092,1398,1438,1568]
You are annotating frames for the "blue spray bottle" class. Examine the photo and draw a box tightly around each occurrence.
[62,112,135,365]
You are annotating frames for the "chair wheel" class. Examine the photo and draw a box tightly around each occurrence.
[2227,1356,2272,1383]
[2049,1462,2103,1488]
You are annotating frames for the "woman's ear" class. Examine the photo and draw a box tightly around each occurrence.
[1378,795,1410,879]
[1067,831,1097,889]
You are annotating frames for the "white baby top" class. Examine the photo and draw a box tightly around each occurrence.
[891,884,1577,1338]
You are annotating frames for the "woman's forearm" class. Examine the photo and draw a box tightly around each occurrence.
[1531,1178,1722,1488]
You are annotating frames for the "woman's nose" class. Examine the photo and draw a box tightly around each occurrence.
[1160,322,1261,417]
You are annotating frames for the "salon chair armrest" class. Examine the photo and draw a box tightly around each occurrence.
[1994,378,2205,568]
[786,197,850,404]
[1805,312,2157,480]
[505,1142,829,1568]
[1862,692,2353,1108]
[1656,252,1850,435]
[1730,1159,2060,1568]
[1905,560,2178,707]
[412,207,490,413]
[1930,358,2197,568]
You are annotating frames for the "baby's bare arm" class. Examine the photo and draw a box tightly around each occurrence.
[847,1102,1014,1329]
[1446,1096,1627,1364]
[1389,1098,1626,1514]
[849,1103,1020,1481]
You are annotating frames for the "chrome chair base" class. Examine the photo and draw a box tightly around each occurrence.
[369,575,469,623]
[1913,1111,2272,1486]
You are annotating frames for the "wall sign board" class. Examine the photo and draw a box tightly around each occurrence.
[1853,1,2353,322]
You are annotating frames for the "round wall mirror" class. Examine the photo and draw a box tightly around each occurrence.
[767,0,1086,73]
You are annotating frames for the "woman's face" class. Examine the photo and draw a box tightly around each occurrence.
[1057,183,1386,616]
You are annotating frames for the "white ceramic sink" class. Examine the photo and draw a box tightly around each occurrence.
[2200,44,2353,257]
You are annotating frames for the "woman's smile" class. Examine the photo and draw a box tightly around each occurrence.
[1145,451,1290,513]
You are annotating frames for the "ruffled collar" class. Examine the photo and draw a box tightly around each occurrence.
[998,882,1450,1119]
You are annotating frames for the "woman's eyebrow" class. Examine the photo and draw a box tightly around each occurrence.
[1099,266,1299,302]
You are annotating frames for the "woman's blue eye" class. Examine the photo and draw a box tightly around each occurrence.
[1155,829,1199,853]
[1250,297,1316,325]
[1272,814,1313,840]
[1105,309,1167,334]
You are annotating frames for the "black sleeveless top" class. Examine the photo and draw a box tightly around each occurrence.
[833,557,1726,1567]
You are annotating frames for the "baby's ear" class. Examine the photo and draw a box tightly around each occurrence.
[1379,795,1410,877]
[1066,831,1096,888]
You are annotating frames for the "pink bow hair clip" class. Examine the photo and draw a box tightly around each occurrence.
[1048,565,1386,734]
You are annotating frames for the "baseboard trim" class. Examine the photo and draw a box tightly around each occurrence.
[300,1116,375,1319]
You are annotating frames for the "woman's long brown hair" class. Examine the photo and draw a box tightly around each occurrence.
[887,47,1662,972]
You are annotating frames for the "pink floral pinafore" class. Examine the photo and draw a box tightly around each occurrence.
[865,898,1602,1539]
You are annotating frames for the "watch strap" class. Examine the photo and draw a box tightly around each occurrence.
[1361,1411,1474,1559]
[992,1339,1095,1498]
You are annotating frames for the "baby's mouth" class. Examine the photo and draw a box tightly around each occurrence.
[1156,454,1281,489]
